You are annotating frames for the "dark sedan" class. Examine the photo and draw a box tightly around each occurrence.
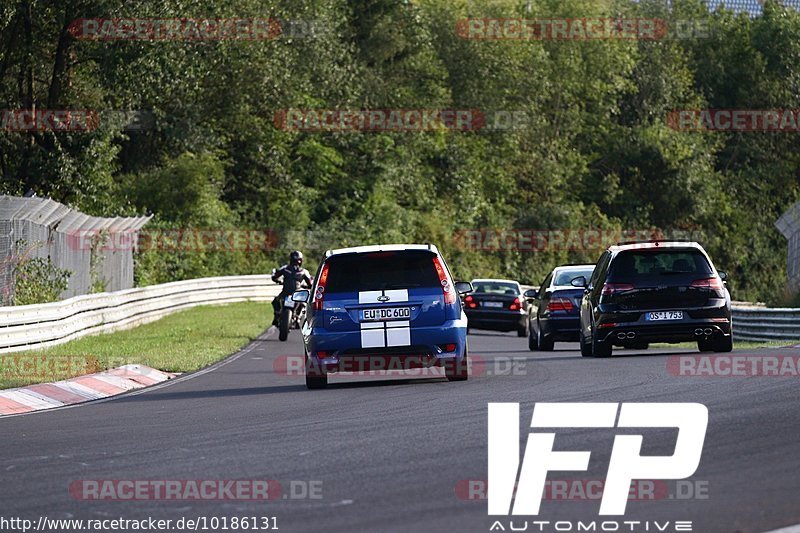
[464,279,528,336]
[525,264,595,351]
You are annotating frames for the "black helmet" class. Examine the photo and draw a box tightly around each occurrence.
[290,250,303,264]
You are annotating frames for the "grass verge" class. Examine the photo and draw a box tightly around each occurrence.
[0,301,271,390]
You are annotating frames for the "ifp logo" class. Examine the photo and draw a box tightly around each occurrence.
[488,403,708,516]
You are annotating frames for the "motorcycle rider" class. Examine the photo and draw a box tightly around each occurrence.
[271,250,312,327]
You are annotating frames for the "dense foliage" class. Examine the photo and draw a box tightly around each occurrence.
[13,253,72,305]
[1,0,798,303]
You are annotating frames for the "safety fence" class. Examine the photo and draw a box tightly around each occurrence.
[0,195,151,304]
[731,306,800,343]
[0,275,280,354]
[0,275,796,353]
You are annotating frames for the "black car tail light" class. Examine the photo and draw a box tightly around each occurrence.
[690,277,724,291]
[601,283,634,296]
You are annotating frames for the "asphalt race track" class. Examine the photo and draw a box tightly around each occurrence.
[1,330,799,533]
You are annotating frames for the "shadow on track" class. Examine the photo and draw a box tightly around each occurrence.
[111,375,454,402]
[110,384,309,402]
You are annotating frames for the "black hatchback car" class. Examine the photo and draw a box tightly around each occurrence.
[574,241,732,357]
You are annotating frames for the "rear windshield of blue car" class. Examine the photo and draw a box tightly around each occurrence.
[608,249,712,279]
[323,251,441,292]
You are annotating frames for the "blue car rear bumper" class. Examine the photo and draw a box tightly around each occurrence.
[304,319,467,368]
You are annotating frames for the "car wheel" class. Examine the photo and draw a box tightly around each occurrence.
[538,323,554,351]
[305,353,327,389]
[446,345,469,381]
[712,334,733,353]
[579,330,593,357]
[528,321,539,351]
[697,338,713,352]
[592,333,612,358]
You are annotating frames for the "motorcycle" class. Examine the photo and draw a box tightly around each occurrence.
[273,268,309,342]
[279,293,307,341]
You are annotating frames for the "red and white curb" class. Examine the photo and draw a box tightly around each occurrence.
[0,364,175,416]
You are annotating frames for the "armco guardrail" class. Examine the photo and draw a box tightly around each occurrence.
[732,306,800,343]
[1,277,795,352]
[0,275,280,354]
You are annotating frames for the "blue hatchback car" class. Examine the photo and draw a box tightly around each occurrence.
[292,244,472,389]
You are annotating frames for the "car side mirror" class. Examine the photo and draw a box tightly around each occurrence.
[718,271,728,282]
[454,281,473,294]
[292,289,310,303]
[523,288,539,300]
[570,276,587,288]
